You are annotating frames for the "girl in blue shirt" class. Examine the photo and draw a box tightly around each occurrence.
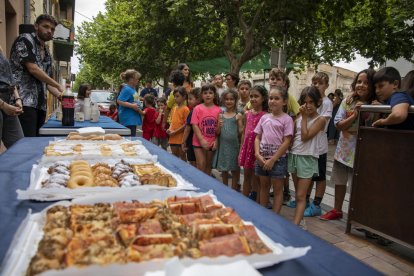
[117,69,142,136]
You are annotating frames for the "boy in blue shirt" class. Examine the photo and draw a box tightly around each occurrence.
[373,67,414,130]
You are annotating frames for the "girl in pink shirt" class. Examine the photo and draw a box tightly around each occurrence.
[191,84,221,175]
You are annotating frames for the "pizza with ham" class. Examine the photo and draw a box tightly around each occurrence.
[27,195,272,275]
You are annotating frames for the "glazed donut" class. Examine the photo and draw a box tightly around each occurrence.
[71,160,89,167]
[71,170,93,178]
[67,175,93,189]
[71,166,92,174]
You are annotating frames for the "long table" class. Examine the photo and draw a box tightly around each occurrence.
[0,137,380,275]
[39,115,131,136]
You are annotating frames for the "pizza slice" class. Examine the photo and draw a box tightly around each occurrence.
[198,233,251,257]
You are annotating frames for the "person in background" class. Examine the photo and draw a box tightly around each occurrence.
[327,92,335,102]
[140,80,158,100]
[153,97,169,150]
[320,69,376,221]
[177,63,193,92]
[327,89,343,144]
[182,88,201,167]
[165,70,186,124]
[137,94,157,141]
[237,80,252,113]
[117,69,142,136]
[401,70,414,99]
[372,67,414,129]
[0,45,24,149]
[75,84,91,112]
[212,74,225,98]
[108,103,118,121]
[168,87,190,160]
[225,73,240,89]
[10,14,64,136]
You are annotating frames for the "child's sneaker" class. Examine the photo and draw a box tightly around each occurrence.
[319,209,343,221]
[304,203,321,217]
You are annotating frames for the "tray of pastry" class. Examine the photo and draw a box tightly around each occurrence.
[1,191,310,276]
[17,160,197,201]
[41,140,156,162]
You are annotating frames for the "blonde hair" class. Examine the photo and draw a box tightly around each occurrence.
[311,72,329,85]
[120,69,141,82]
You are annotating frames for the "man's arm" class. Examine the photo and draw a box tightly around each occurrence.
[25,62,64,93]
[373,103,409,127]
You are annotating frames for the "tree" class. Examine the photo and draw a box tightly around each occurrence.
[72,62,110,92]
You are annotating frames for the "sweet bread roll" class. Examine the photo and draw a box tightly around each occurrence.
[104,134,122,140]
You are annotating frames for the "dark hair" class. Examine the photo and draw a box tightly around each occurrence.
[221,88,239,109]
[109,103,117,110]
[312,72,329,85]
[188,87,201,100]
[348,68,376,104]
[299,86,322,108]
[177,63,192,83]
[238,79,252,89]
[157,97,167,105]
[145,79,153,84]
[35,14,58,26]
[169,70,185,87]
[144,94,155,106]
[327,92,334,99]
[225,73,240,86]
[77,84,90,100]
[173,86,188,100]
[334,89,344,101]
[373,67,401,88]
[201,84,219,105]
[402,70,414,99]
[250,85,269,112]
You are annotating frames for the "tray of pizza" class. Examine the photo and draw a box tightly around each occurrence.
[1,191,310,276]
[17,160,197,201]
[41,140,156,162]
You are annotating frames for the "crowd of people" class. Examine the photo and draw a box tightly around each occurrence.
[1,14,414,228]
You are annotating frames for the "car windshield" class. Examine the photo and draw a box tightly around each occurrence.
[90,91,114,103]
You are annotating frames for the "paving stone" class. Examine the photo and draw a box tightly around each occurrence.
[312,230,344,244]
[363,256,408,275]
[393,260,414,275]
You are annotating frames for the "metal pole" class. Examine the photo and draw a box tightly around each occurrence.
[24,0,30,24]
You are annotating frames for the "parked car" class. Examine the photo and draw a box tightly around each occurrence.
[90,90,117,116]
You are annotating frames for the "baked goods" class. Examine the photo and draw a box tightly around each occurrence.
[66,133,122,141]
[132,163,177,187]
[43,142,143,157]
[92,163,118,187]
[67,161,93,189]
[27,195,271,275]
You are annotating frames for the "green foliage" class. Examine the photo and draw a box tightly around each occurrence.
[76,0,414,84]
[72,62,110,92]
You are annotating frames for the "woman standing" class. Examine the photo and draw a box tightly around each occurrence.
[117,69,142,136]
[327,89,343,144]
[75,84,91,112]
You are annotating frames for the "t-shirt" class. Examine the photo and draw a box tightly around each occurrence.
[385,91,414,130]
[291,115,323,158]
[169,105,190,144]
[287,93,300,117]
[254,113,293,159]
[142,106,157,139]
[140,87,158,98]
[316,96,333,154]
[334,99,358,168]
[118,85,142,126]
[154,112,168,139]
[191,104,222,147]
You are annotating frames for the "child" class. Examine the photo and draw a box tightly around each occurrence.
[181,88,201,167]
[237,80,252,113]
[168,87,190,160]
[137,94,157,141]
[239,85,268,201]
[320,69,375,220]
[108,103,118,121]
[213,89,244,190]
[288,86,326,226]
[320,69,376,221]
[117,69,142,137]
[191,84,222,175]
[254,86,294,213]
[295,72,332,217]
[268,68,300,204]
[153,97,169,150]
[372,67,414,130]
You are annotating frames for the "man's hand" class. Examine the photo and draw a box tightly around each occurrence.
[372,118,385,127]
[2,103,23,116]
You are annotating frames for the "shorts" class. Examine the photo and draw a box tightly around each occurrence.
[255,156,288,179]
[331,160,353,186]
[312,153,327,181]
[288,153,319,179]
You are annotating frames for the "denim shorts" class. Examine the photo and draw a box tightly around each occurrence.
[255,156,288,179]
